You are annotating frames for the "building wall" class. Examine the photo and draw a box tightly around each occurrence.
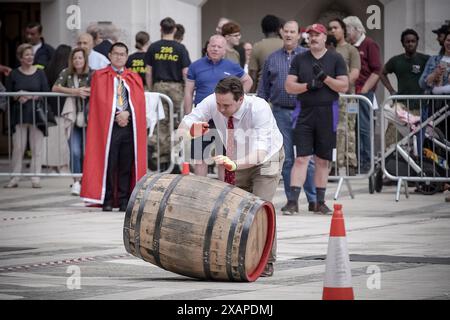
[36,0,450,79]
[39,0,203,59]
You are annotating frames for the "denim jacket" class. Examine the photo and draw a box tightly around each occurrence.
[419,55,450,93]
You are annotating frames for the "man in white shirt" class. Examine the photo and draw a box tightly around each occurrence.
[179,76,284,277]
[77,33,110,70]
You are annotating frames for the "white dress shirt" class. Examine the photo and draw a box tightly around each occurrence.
[182,93,283,164]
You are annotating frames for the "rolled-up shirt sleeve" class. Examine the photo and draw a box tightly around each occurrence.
[181,93,213,128]
[250,111,274,158]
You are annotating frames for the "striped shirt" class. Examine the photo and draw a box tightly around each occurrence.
[258,46,308,109]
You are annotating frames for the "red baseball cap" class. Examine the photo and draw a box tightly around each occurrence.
[306,23,327,35]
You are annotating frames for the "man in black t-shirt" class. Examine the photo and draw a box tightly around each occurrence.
[126,31,150,88]
[144,17,191,170]
[285,23,348,214]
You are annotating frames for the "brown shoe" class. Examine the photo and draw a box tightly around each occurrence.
[281,201,298,215]
[314,203,332,215]
[260,263,274,277]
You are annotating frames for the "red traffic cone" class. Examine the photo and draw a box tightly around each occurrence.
[322,204,354,300]
[181,162,190,175]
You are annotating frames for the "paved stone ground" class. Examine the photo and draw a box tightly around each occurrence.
[0,175,449,300]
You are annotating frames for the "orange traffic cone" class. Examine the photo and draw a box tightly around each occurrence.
[181,162,190,175]
[322,204,354,300]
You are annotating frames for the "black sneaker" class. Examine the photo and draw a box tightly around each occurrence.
[281,201,298,215]
[314,203,332,215]
[308,202,317,212]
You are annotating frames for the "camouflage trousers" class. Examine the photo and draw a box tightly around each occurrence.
[150,81,184,163]
[336,98,357,167]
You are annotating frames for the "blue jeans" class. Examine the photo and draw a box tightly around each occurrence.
[357,92,374,171]
[69,126,84,174]
[273,105,316,203]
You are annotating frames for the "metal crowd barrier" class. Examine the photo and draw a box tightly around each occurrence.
[0,92,85,178]
[146,92,176,174]
[379,95,450,201]
[0,92,178,180]
[329,94,375,200]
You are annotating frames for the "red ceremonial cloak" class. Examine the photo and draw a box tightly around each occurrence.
[80,66,147,205]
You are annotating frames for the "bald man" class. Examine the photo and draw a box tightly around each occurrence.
[77,33,109,70]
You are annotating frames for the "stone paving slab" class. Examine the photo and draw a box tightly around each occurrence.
[0,176,449,300]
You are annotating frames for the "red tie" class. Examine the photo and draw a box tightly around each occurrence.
[224,116,236,185]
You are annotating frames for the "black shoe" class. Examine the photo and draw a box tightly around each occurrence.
[119,203,127,212]
[308,202,317,212]
[281,201,298,215]
[314,203,332,215]
[102,204,113,212]
[260,263,274,277]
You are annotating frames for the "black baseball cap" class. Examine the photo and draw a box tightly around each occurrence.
[432,24,450,35]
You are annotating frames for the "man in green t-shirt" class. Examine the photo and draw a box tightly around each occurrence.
[380,29,430,148]
[380,29,430,110]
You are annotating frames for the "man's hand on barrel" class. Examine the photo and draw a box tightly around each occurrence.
[189,122,210,138]
[214,155,237,172]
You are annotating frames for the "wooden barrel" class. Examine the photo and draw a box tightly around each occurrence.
[123,173,275,282]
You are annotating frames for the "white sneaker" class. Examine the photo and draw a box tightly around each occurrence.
[71,181,81,196]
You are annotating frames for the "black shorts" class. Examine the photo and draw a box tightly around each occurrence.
[293,101,339,161]
[190,119,226,160]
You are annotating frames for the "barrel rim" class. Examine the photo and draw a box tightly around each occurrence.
[245,201,275,282]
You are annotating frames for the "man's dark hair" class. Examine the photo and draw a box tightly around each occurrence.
[26,22,43,34]
[174,24,185,41]
[440,30,450,55]
[109,42,128,54]
[261,15,281,36]
[160,17,176,35]
[401,29,419,43]
[135,31,150,50]
[215,76,244,101]
[329,18,347,39]
[221,22,240,36]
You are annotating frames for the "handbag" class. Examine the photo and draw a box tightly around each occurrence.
[76,107,86,127]
[34,100,47,126]
[73,74,87,128]
[35,99,56,127]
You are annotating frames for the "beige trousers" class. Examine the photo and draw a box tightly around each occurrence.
[11,124,44,183]
[236,148,284,263]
